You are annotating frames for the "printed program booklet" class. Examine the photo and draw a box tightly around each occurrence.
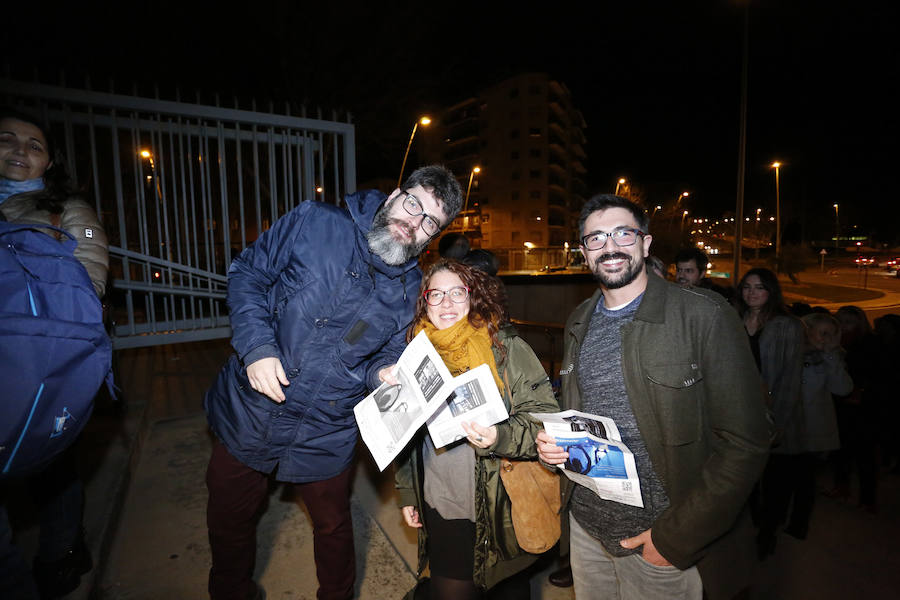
[531,409,643,508]
[354,331,509,471]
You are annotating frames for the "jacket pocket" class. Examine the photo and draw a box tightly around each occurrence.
[645,362,703,445]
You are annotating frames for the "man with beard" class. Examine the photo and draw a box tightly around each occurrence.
[536,194,770,600]
[203,165,462,600]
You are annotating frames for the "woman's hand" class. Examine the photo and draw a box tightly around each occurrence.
[462,422,497,449]
[378,365,399,385]
[536,430,568,465]
[401,505,422,528]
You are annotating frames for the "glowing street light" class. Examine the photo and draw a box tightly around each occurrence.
[675,191,689,209]
[397,116,432,188]
[615,177,626,195]
[462,166,481,232]
[772,161,782,269]
[833,203,839,249]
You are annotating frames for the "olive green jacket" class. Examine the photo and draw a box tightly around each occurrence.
[394,326,559,590]
[1,190,109,297]
[558,274,771,600]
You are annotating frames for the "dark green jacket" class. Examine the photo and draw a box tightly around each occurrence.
[558,274,770,600]
[394,326,559,590]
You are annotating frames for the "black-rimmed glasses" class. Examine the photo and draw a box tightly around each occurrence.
[580,227,645,251]
[423,286,469,306]
[400,193,441,236]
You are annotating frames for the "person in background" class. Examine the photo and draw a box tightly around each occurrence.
[645,254,666,279]
[733,267,805,558]
[674,247,730,299]
[393,260,558,600]
[0,107,109,599]
[831,305,880,512]
[758,312,852,545]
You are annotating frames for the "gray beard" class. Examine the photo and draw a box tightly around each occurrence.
[366,205,428,265]
[591,253,645,289]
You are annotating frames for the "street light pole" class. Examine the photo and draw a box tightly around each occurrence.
[463,166,481,232]
[615,177,626,195]
[755,207,761,260]
[833,203,839,249]
[772,161,782,270]
[397,116,431,189]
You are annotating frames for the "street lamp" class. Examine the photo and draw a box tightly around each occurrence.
[652,205,662,218]
[833,203,839,249]
[754,208,761,260]
[675,191,689,210]
[615,177,626,195]
[680,210,689,235]
[397,116,431,188]
[463,166,481,232]
[772,161,782,269]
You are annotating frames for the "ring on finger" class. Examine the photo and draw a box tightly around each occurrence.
[475,435,483,442]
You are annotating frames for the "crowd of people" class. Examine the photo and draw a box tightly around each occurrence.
[2,119,898,600]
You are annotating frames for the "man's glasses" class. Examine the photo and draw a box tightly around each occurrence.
[400,193,441,236]
[423,286,469,306]
[580,227,645,251]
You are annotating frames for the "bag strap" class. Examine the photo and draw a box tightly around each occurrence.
[0,221,75,243]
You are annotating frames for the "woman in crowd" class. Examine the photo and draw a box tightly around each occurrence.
[832,305,880,511]
[733,267,805,557]
[0,107,108,599]
[768,312,853,541]
[392,260,558,600]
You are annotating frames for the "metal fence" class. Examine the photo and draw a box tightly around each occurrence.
[1,79,356,348]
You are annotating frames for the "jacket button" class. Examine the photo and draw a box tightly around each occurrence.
[315,318,326,328]
[288,368,299,378]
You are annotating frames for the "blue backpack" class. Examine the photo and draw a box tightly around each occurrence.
[0,221,113,478]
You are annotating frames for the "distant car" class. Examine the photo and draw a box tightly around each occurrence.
[855,256,876,266]
[884,257,900,272]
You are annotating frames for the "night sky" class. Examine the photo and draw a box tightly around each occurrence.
[6,0,898,241]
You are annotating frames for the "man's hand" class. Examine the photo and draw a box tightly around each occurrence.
[620,528,672,567]
[401,505,422,528]
[536,430,568,465]
[378,365,399,386]
[246,357,289,403]
[461,422,497,449]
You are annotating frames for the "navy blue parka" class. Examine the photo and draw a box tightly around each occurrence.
[205,190,421,482]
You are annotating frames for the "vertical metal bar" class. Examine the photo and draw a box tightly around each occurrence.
[109,111,135,335]
[252,121,263,236]
[284,128,294,211]
[217,121,231,268]
[233,110,247,251]
[332,131,340,206]
[267,126,277,220]
[344,118,357,195]
[86,107,103,218]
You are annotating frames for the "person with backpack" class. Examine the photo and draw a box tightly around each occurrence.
[0,107,109,599]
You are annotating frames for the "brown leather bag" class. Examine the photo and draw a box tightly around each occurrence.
[498,458,561,553]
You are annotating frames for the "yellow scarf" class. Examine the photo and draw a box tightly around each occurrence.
[414,318,504,393]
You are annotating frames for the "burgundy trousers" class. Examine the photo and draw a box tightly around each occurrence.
[206,442,355,600]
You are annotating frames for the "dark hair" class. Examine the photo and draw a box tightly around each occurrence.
[674,247,709,273]
[401,165,463,224]
[437,232,470,259]
[835,305,872,339]
[0,106,74,212]
[460,249,500,276]
[408,259,508,355]
[577,194,649,239]
[734,267,789,324]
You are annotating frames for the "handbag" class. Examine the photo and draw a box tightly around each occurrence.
[498,458,561,553]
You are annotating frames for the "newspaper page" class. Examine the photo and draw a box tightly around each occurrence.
[531,409,643,508]
[354,331,509,471]
[425,363,509,448]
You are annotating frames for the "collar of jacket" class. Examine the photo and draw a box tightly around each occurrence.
[345,188,422,278]
[568,270,669,336]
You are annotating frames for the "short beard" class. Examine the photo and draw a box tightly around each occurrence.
[591,251,645,289]
[366,203,429,266]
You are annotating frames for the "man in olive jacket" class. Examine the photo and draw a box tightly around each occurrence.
[537,194,770,600]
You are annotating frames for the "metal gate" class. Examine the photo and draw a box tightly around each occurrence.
[1,79,356,349]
